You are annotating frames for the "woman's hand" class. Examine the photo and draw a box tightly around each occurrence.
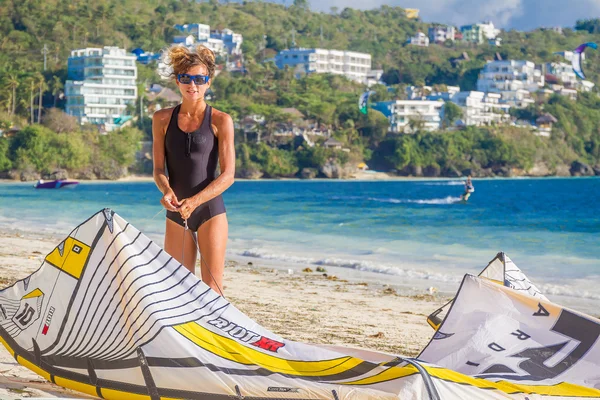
[161,190,181,212]
[178,197,200,220]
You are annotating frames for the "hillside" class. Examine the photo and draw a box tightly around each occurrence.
[1,1,600,179]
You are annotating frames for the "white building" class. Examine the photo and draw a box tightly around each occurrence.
[477,60,544,107]
[65,46,137,132]
[428,26,455,44]
[366,69,384,87]
[422,85,461,101]
[408,32,429,47]
[450,91,510,126]
[274,48,372,84]
[173,34,226,56]
[173,24,243,56]
[461,21,501,44]
[546,59,595,93]
[174,23,210,41]
[212,28,243,56]
[372,100,443,133]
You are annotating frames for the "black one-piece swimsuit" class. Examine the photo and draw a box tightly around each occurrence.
[165,104,226,231]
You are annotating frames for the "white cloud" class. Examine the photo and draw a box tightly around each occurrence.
[307,0,600,30]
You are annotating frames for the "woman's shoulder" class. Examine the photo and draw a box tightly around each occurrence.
[152,107,175,122]
[210,106,233,125]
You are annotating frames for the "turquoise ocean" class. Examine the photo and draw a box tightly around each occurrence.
[1,178,598,313]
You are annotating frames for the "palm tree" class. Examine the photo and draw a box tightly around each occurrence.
[3,71,19,116]
[22,75,36,125]
[37,73,48,123]
[50,75,63,108]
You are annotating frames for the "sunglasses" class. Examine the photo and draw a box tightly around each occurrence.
[177,73,210,85]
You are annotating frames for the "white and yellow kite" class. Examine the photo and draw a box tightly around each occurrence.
[1,209,599,399]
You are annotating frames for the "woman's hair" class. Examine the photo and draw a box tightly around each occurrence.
[166,44,216,80]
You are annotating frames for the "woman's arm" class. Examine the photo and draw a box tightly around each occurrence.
[152,108,180,212]
[179,109,235,220]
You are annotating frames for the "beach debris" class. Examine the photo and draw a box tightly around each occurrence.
[247,262,253,266]
[369,332,385,339]
[326,275,338,281]
[302,267,313,273]
[316,266,326,272]
[287,269,294,275]
[356,282,369,286]
[382,287,397,295]
[427,286,438,295]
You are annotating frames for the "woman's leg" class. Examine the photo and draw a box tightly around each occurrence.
[196,214,228,294]
[164,218,198,274]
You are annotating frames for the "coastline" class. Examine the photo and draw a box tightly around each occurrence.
[0,230,446,399]
[2,174,598,185]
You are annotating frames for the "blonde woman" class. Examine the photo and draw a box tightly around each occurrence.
[152,45,235,293]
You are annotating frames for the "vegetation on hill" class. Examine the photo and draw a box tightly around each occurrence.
[1,2,600,179]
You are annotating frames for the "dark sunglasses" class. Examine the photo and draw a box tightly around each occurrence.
[177,73,210,85]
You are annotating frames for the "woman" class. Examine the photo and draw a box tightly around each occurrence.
[152,45,235,293]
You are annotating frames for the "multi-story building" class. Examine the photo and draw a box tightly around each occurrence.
[407,32,429,47]
[371,100,443,133]
[173,34,226,56]
[428,26,455,44]
[546,55,595,93]
[450,91,510,126]
[274,48,372,84]
[174,24,210,41]
[173,24,242,56]
[65,46,137,132]
[477,60,544,107]
[366,69,384,87]
[211,29,243,56]
[461,21,500,44]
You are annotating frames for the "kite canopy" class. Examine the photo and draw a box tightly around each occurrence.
[358,90,374,115]
[572,42,598,80]
[1,209,600,399]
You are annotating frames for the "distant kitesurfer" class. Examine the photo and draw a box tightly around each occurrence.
[152,44,235,293]
[461,175,474,201]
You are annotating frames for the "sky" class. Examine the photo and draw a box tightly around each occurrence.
[307,0,600,31]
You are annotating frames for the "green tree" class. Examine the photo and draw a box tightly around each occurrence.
[443,101,463,128]
[0,138,12,172]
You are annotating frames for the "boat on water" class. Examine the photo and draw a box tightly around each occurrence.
[34,179,79,189]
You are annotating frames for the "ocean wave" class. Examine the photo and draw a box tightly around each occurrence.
[239,248,463,283]
[331,196,464,205]
[409,196,463,205]
[423,181,466,186]
[239,249,600,302]
[539,283,600,301]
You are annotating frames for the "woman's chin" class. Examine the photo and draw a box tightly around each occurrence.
[183,93,202,101]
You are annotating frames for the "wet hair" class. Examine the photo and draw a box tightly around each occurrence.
[166,44,216,80]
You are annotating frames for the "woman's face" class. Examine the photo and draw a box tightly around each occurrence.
[177,64,211,102]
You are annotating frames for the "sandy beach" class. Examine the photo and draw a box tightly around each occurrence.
[0,230,447,399]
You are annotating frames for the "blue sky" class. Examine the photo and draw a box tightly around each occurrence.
[307,0,600,31]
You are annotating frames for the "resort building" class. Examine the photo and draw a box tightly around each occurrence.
[174,23,211,41]
[545,53,595,93]
[476,60,544,107]
[274,48,372,84]
[460,21,501,44]
[172,24,243,56]
[65,46,137,132]
[371,100,443,133]
[450,91,510,126]
[407,32,429,47]
[428,26,456,44]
